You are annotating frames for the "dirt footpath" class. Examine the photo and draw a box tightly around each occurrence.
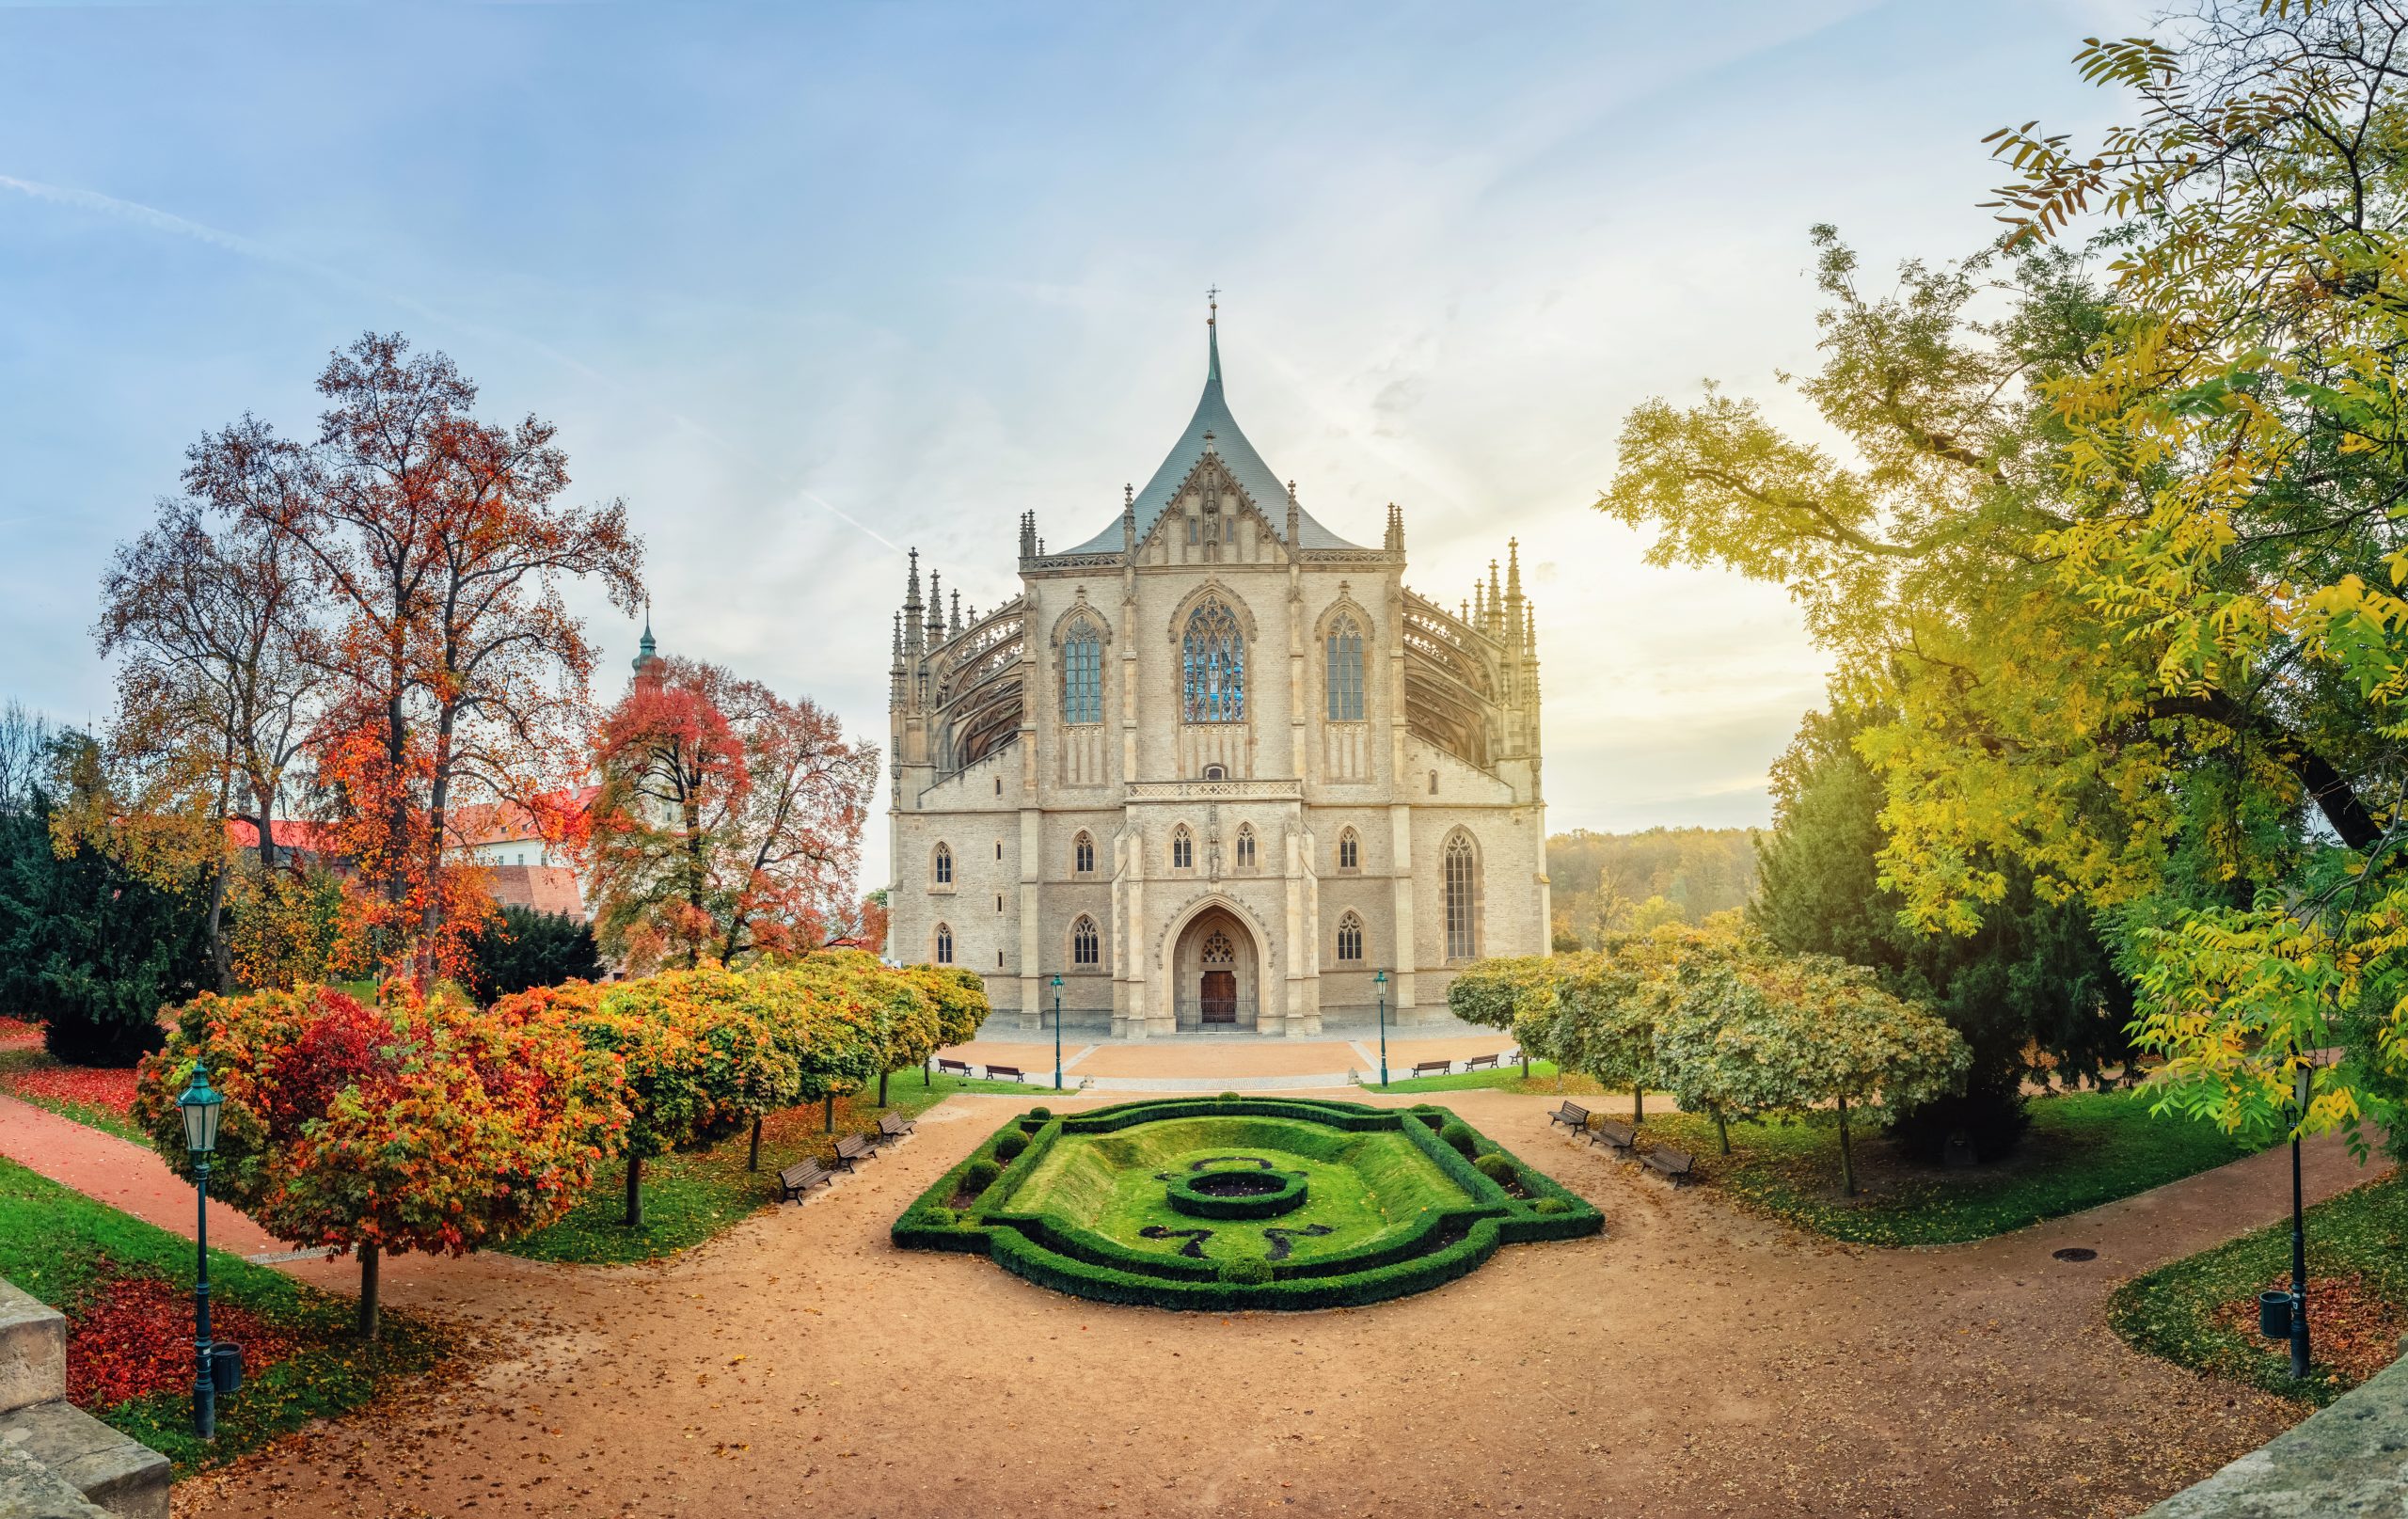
[174,1089,2379,1519]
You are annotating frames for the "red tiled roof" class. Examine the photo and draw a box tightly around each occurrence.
[446,786,600,847]
[224,817,336,852]
[483,864,586,922]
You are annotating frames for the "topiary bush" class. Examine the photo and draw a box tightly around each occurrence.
[1440,1121,1478,1159]
[920,1205,958,1226]
[1217,1091,1240,1100]
[994,1130,1029,1162]
[1474,1152,1518,1185]
[962,1160,1001,1195]
[1029,1106,1052,1120]
[1531,1196,1570,1215]
[1217,1258,1274,1286]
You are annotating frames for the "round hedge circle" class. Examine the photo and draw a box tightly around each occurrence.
[1166,1165,1307,1220]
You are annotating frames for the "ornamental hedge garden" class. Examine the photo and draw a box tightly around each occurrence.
[892,1096,1602,1311]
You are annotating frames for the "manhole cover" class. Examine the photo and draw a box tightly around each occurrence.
[2052,1247,2099,1263]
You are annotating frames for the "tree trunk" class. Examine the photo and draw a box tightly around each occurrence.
[1836,1095,1856,1196]
[1714,1110,1731,1155]
[624,1153,644,1227]
[205,860,232,991]
[356,1242,381,1341]
[1632,1084,1644,1126]
[823,1093,833,1133]
[879,1068,890,1107]
[747,1116,762,1173]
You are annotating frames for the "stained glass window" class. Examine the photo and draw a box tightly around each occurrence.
[1444,833,1477,960]
[1072,915,1100,967]
[1062,625,1102,724]
[1337,912,1364,964]
[1201,929,1234,965]
[933,843,952,885]
[1339,829,1359,871]
[1326,613,1365,721]
[1074,831,1095,875]
[1172,828,1193,870]
[1236,825,1256,868]
[935,924,954,964]
[1181,598,1245,723]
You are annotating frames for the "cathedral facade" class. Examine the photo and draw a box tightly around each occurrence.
[887,313,1547,1036]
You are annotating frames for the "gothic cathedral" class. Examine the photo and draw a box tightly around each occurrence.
[888,310,1547,1036]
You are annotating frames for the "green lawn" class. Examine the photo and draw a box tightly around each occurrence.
[1366,1059,1612,1097]
[499,1069,1038,1265]
[2111,1172,2408,1407]
[1009,1113,1470,1266]
[0,1156,442,1475]
[1618,1090,2264,1246]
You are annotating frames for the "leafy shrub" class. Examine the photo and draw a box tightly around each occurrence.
[963,1160,1002,1195]
[1440,1121,1478,1159]
[1474,1152,1518,1185]
[994,1131,1028,1162]
[1531,1197,1570,1216]
[1216,1258,1274,1285]
[1887,1069,2032,1164]
[1218,1091,1240,1100]
[918,1206,957,1226]
[1029,1106,1052,1120]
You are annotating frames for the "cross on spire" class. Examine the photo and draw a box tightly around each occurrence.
[1206,284,1218,324]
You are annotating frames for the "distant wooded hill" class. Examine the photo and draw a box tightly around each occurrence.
[1545,827,1760,951]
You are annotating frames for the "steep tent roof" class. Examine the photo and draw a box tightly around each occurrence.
[1063,320,1362,554]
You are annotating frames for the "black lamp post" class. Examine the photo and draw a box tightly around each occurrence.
[1052,974,1064,1092]
[177,1059,224,1441]
[1374,970,1389,1089]
[2258,1060,2315,1378]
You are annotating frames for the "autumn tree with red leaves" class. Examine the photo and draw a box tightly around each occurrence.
[198,334,643,985]
[588,655,877,972]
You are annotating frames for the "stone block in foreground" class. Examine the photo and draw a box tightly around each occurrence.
[2144,1339,2408,1516]
[0,1274,170,1519]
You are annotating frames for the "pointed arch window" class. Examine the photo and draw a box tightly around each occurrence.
[1326,612,1365,721]
[1062,623,1102,725]
[1443,832,1478,961]
[1236,824,1256,870]
[1180,598,1245,723]
[1338,828,1360,873]
[1172,826,1194,871]
[932,842,953,886]
[1336,911,1365,965]
[1072,914,1101,968]
[1073,831,1095,877]
[935,923,954,965]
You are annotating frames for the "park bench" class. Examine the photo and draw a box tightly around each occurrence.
[986,1064,1026,1084]
[777,1158,833,1202]
[1547,1100,1591,1132]
[1641,1146,1697,1184]
[1587,1120,1636,1157]
[935,1057,974,1079]
[876,1111,914,1143]
[1409,1059,1451,1079]
[833,1133,879,1171]
[1464,1052,1498,1072]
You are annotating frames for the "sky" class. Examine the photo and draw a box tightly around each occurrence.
[0,0,2151,887]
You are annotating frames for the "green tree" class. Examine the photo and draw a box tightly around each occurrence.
[1753,705,2132,1160]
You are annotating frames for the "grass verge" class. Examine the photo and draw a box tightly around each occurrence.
[1608,1090,2263,1247]
[0,1046,147,1143]
[0,1155,443,1476]
[499,1069,1038,1265]
[2110,1172,2408,1407]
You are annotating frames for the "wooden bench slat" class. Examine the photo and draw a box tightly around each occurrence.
[833,1134,879,1170]
[1642,1147,1697,1181]
[986,1064,1024,1083]
[876,1111,913,1142]
[1409,1059,1451,1077]
[1464,1053,1498,1071]
[778,1159,833,1201]
[1547,1100,1591,1131]
[1588,1120,1636,1154]
[935,1058,973,1077]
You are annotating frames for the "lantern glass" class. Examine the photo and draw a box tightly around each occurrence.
[178,1062,224,1156]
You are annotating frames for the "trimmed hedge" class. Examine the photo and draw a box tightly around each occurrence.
[891,1098,1602,1310]
[1166,1167,1307,1220]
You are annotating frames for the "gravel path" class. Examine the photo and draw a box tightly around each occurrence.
[161,1088,2385,1519]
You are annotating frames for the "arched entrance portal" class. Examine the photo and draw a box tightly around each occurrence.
[1173,907,1259,1031]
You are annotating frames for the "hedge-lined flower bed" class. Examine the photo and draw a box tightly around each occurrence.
[892,1097,1601,1310]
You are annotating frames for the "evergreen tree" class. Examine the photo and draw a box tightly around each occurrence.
[1752,706,2131,1160]
[465,904,605,1004]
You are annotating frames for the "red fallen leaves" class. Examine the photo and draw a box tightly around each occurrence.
[65,1267,294,1408]
[0,1015,41,1048]
[2215,1272,2408,1387]
[4,1061,138,1119]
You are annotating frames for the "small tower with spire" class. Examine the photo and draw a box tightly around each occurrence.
[631,602,663,683]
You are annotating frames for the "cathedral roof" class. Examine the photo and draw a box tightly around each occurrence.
[1062,318,1363,555]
